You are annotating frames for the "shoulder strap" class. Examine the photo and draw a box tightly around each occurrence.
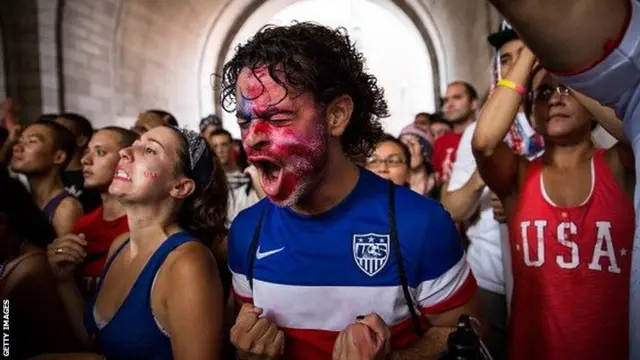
[388,181,424,335]
[43,190,72,222]
[247,209,267,289]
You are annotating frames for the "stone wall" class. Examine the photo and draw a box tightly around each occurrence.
[425,0,501,98]
[1,0,500,129]
[0,0,48,122]
[60,0,120,128]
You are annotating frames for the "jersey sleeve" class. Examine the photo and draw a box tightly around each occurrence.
[555,0,640,140]
[414,204,477,314]
[228,213,253,303]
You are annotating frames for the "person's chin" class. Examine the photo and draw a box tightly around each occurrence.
[267,178,310,208]
[107,181,129,197]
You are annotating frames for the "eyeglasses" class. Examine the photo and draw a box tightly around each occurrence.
[366,155,406,168]
[531,84,570,103]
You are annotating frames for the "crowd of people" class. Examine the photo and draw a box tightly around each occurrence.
[0,0,638,359]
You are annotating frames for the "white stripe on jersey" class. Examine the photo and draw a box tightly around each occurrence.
[231,257,471,331]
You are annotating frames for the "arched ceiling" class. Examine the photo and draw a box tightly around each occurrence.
[81,0,499,130]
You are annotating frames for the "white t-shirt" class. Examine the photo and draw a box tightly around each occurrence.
[226,171,260,222]
[556,2,640,356]
[448,114,543,297]
[448,121,504,294]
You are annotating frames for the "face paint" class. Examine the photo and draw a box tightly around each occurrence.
[143,170,159,180]
[236,69,329,206]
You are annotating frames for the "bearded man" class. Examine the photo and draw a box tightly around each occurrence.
[224,22,483,360]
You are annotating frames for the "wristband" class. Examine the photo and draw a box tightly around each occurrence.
[497,79,526,95]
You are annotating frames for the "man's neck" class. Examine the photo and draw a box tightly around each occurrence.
[29,170,65,209]
[291,147,360,216]
[66,154,83,172]
[452,116,474,134]
[101,192,126,221]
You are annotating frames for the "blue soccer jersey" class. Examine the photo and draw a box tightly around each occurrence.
[228,169,477,359]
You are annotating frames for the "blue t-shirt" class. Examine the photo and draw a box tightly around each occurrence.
[228,169,476,359]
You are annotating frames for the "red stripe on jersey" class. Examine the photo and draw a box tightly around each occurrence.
[421,273,478,314]
[279,315,429,360]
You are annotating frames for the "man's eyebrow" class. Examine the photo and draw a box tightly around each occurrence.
[28,134,45,142]
[254,106,289,118]
[236,104,291,120]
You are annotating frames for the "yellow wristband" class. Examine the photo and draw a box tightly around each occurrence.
[497,79,526,95]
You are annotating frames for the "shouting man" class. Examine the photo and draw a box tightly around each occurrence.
[224,23,482,360]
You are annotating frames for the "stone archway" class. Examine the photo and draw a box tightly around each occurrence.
[198,0,447,123]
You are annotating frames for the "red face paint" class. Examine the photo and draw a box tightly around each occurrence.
[143,170,159,179]
[237,68,328,206]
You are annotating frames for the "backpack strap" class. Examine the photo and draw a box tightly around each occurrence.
[388,181,424,335]
[247,208,266,289]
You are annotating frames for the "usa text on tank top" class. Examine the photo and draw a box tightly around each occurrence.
[507,149,634,360]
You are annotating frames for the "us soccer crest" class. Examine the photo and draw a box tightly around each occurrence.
[353,233,390,277]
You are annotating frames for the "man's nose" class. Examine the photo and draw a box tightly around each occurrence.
[243,123,269,151]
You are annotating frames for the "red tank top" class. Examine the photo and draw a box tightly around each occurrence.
[72,206,129,298]
[507,149,633,360]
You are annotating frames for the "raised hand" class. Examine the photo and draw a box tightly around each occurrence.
[47,233,87,281]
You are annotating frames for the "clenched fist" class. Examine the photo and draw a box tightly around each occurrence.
[333,313,391,360]
[47,233,87,281]
[230,303,285,360]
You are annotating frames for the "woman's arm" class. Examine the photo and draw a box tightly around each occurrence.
[572,89,635,188]
[161,242,224,360]
[571,90,627,144]
[472,47,537,199]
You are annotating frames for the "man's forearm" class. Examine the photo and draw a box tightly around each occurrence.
[487,0,628,72]
[390,327,454,360]
[441,171,485,222]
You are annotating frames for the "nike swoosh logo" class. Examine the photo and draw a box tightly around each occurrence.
[256,246,285,260]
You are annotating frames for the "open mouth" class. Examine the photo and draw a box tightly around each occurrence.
[254,159,281,181]
[113,168,131,182]
[252,158,285,197]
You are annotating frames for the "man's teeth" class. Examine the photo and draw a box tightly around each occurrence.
[115,169,130,180]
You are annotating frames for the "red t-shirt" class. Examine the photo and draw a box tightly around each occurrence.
[507,149,633,360]
[72,206,129,298]
[432,132,463,182]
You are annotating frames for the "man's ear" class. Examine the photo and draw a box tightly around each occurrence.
[53,150,68,167]
[326,95,354,137]
[471,99,479,111]
[169,177,196,199]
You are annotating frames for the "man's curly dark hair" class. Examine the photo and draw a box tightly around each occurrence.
[220,22,389,158]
